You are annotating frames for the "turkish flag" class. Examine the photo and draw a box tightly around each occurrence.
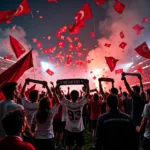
[9,35,26,58]
[113,0,125,14]
[14,0,31,17]
[115,68,123,74]
[135,42,150,59]
[69,3,93,33]
[94,0,106,6]
[132,24,145,35]
[105,57,119,72]
[46,69,54,76]
[0,10,16,23]
[120,31,125,39]
[25,84,36,100]
[4,55,13,60]
[119,42,127,49]
[0,51,33,100]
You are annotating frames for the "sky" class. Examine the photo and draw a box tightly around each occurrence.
[0,0,150,90]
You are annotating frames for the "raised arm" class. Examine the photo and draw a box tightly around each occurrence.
[99,81,106,100]
[21,78,29,97]
[122,73,132,96]
[43,81,53,98]
[51,82,60,104]
[85,82,90,99]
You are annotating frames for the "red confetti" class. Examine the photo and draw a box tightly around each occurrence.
[113,0,125,14]
[46,69,54,76]
[94,0,106,6]
[36,42,42,48]
[105,43,111,47]
[132,24,145,35]
[142,17,148,23]
[93,76,96,80]
[12,25,16,30]
[119,42,127,49]
[39,16,43,19]
[90,32,95,38]
[120,31,125,39]
[66,55,72,64]
[87,60,91,63]
[115,68,123,74]
[48,0,57,2]
[66,36,73,43]
[33,38,37,43]
[74,37,79,41]
[57,41,64,48]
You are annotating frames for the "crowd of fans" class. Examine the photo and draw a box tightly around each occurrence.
[0,73,150,150]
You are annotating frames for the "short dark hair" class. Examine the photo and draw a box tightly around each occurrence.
[111,88,118,95]
[2,110,25,136]
[1,82,17,98]
[29,90,39,103]
[132,85,140,94]
[123,92,128,97]
[107,94,118,109]
[71,90,79,102]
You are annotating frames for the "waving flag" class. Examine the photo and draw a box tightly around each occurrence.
[133,24,145,35]
[69,3,93,33]
[0,51,33,100]
[135,42,150,59]
[0,10,16,23]
[46,69,54,76]
[105,57,119,72]
[120,31,125,39]
[9,35,26,58]
[14,0,31,16]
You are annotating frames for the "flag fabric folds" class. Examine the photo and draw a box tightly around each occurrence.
[9,35,26,58]
[105,57,119,72]
[135,42,150,59]
[0,51,33,100]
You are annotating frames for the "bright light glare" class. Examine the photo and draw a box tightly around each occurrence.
[41,61,54,70]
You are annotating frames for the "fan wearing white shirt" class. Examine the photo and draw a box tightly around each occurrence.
[31,83,60,150]
[57,83,90,150]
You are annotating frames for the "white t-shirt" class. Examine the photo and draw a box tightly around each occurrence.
[142,103,150,139]
[31,104,59,139]
[21,97,39,125]
[61,97,86,132]
[0,100,24,138]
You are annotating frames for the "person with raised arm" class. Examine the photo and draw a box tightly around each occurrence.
[58,81,89,150]
[31,83,60,150]
[122,73,146,126]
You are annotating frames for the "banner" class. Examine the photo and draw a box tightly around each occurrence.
[56,79,89,87]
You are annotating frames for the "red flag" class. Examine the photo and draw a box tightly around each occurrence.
[4,55,13,60]
[105,57,119,72]
[94,0,106,6]
[115,68,123,74]
[25,84,36,99]
[119,42,127,49]
[0,10,16,23]
[132,24,145,35]
[114,0,125,14]
[120,31,125,39]
[69,3,93,33]
[48,0,57,2]
[135,42,150,59]
[9,35,26,58]
[14,0,31,17]
[105,43,111,47]
[0,51,33,100]
[142,17,148,23]
[93,76,96,80]
[46,69,54,76]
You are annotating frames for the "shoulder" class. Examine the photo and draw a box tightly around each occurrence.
[21,141,35,150]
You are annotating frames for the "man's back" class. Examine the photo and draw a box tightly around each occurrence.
[0,100,23,138]
[123,97,132,115]
[96,109,138,150]
[0,136,35,150]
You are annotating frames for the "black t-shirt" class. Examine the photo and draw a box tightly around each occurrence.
[123,98,132,115]
[131,92,145,125]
